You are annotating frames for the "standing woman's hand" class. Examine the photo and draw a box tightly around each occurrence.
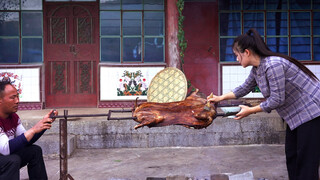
[207,94,223,103]
[207,91,237,103]
[234,105,251,120]
[234,105,263,120]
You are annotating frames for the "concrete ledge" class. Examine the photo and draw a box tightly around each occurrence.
[34,134,76,156]
[18,108,285,152]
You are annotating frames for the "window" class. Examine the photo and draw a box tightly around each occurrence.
[0,0,43,64]
[219,0,320,62]
[100,0,165,63]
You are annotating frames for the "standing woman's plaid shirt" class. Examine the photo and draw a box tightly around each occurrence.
[233,56,320,130]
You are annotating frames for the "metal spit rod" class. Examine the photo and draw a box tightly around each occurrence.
[50,109,136,120]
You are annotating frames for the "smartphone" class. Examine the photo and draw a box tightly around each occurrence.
[49,109,56,122]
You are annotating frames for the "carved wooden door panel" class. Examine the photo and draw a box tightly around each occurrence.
[44,2,99,108]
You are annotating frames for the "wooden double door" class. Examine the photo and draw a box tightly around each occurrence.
[44,1,99,108]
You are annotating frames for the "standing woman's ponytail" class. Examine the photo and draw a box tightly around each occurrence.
[233,28,319,81]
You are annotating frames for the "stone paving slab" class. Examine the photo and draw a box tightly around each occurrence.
[21,144,288,180]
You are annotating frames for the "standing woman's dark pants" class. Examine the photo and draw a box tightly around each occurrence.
[0,144,48,180]
[285,116,320,180]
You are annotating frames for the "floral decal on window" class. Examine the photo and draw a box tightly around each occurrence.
[117,70,148,96]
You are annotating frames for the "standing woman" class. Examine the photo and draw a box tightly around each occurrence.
[208,28,320,180]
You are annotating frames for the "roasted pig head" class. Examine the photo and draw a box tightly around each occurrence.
[133,89,216,129]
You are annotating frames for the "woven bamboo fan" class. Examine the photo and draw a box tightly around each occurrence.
[147,67,187,103]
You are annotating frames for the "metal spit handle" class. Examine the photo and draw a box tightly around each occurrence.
[49,109,136,120]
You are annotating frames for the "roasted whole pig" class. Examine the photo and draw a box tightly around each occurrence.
[132,89,216,129]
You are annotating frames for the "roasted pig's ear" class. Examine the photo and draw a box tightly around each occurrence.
[192,88,199,95]
[134,97,139,109]
[187,88,199,97]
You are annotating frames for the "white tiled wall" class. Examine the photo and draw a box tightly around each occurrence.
[306,65,320,80]
[0,68,40,102]
[222,64,320,98]
[222,65,263,98]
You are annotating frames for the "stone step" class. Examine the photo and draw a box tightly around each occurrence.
[34,134,76,156]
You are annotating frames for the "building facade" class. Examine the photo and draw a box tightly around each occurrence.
[0,0,319,109]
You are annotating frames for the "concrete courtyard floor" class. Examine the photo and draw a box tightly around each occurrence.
[21,144,288,180]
